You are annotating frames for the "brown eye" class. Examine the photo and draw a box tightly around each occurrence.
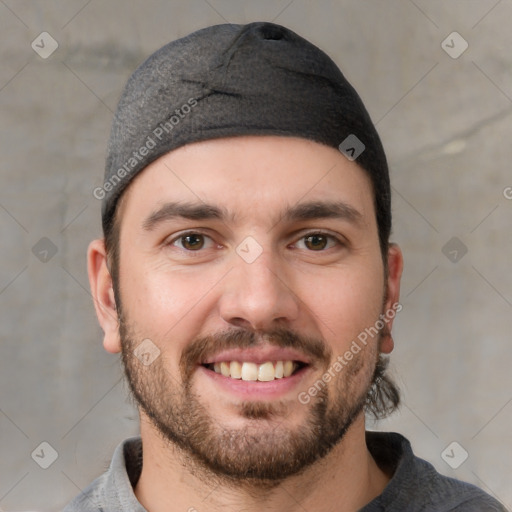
[179,234,205,250]
[304,234,328,251]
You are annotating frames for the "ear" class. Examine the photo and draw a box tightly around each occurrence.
[87,238,121,354]
[380,243,403,354]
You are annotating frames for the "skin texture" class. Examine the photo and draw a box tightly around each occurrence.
[88,135,403,512]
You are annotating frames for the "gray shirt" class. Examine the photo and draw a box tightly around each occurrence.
[63,432,508,511]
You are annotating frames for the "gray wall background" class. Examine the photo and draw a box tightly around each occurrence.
[1,1,511,510]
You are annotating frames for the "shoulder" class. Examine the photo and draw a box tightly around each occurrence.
[364,431,508,512]
[63,437,145,512]
[62,471,110,512]
[411,457,507,511]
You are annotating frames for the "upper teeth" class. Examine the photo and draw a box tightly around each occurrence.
[212,361,297,381]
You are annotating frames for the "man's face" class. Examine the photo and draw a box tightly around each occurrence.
[108,135,400,483]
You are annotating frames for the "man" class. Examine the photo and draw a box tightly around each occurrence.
[64,22,507,512]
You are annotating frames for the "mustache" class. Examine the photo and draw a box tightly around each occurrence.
[180,327,332,379]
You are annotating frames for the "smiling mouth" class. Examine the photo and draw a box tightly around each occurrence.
[202,360,308,381]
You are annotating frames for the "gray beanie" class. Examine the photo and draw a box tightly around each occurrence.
[101,21,390,249]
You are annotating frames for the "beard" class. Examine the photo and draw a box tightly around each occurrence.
[119,312,381,488]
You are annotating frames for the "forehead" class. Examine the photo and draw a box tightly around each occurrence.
[117,135,376,229]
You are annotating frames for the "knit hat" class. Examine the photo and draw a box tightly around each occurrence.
[100,21,390,248]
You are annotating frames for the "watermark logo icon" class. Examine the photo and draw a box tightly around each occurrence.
[442,236,467,263]
[31,32,59,59]
[32,237,58,263]
[339,134,365,161]
[441,441,468,469]
[31,441,58,469]
[134,338,161,366]
[236,236,263,264]
[441,32,468,59]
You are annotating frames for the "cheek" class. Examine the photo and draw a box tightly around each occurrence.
[119,259,223,351]
[305,263,384,351]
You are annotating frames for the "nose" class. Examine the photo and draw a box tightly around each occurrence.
[218,248,300,331]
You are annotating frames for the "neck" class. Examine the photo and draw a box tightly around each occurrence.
[134,413,390,512]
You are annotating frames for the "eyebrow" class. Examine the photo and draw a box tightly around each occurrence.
[142,200,363,232]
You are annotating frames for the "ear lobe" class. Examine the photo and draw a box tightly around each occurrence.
[379,329,394,354]
[380,243,404,354]
[87,238,122,354]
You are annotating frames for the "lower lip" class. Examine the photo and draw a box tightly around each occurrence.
[197,365,310,399]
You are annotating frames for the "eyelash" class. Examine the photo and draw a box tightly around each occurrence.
[167,230,343,252]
